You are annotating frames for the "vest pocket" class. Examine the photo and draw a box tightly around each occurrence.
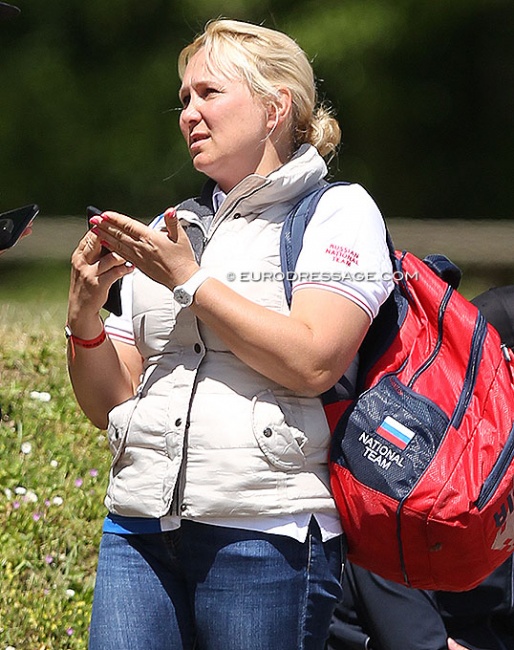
[106,396,140,466]
[251,389,307,470]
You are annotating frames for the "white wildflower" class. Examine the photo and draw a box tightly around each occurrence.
[29,391,51,402]
[52,496,64,506]
[24,490,38,503]
[65,589,76,598]
[20,442,32,455]
[50,459,59,468]
[14,486,27,495]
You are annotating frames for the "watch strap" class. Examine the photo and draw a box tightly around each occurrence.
[174,268,210,305]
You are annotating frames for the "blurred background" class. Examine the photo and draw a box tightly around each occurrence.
[1,0,513,296]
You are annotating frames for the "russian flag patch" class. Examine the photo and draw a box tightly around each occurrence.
[376,416,416,450]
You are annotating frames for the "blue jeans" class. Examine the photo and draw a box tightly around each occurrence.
[88,518,343,650]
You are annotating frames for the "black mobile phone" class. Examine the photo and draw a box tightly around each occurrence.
[86,205,123,316]
[0,203,39,250]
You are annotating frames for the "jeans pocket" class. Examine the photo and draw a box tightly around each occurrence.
[251,389,307,470]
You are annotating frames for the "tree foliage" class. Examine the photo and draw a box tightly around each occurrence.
[1,0,513,219]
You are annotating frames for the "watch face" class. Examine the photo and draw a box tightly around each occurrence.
[174,287,192,306]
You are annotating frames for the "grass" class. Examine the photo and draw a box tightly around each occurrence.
[0,262,109,649]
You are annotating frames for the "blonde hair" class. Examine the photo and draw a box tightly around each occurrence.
[178,19,341,159]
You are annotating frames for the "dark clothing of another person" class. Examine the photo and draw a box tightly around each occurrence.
[328,559,514,650]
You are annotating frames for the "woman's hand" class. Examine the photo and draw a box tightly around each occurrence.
[89,207,199,290]
[67,228,134,332]
[448,638,468,650]
[66,228,142,429]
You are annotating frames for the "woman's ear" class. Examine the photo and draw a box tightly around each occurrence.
[266,88,293,132]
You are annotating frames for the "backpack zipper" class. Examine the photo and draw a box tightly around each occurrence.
[449,313,487,429]
[407,285,453,388]
[476,423,514,510]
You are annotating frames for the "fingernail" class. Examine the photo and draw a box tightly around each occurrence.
[89,216,102,226]
[91,226,100,235]
[164,207,176,219]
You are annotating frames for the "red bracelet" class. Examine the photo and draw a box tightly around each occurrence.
[65,324,107,358]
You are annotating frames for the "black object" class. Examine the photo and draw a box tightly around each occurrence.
[471,285,514,349]
[328,562,448,650]
[86,206,122,316]
[0,204,39,250]
[0,2,20,20]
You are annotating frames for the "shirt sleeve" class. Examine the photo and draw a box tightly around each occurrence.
[292,183,394,320]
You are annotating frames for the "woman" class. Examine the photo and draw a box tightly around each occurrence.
[67,19,393,650]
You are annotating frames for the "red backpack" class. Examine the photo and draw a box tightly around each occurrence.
[281,183,514,591]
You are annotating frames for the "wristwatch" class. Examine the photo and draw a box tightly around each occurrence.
[173,269,210,307]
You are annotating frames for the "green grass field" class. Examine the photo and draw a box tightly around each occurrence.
[1,262,109,649]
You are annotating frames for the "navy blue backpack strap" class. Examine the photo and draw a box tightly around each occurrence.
[280,182,350,305]
[280,182,462,304]
[280,181,405,304]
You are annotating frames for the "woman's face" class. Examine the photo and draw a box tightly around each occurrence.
[179,49,283,192]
